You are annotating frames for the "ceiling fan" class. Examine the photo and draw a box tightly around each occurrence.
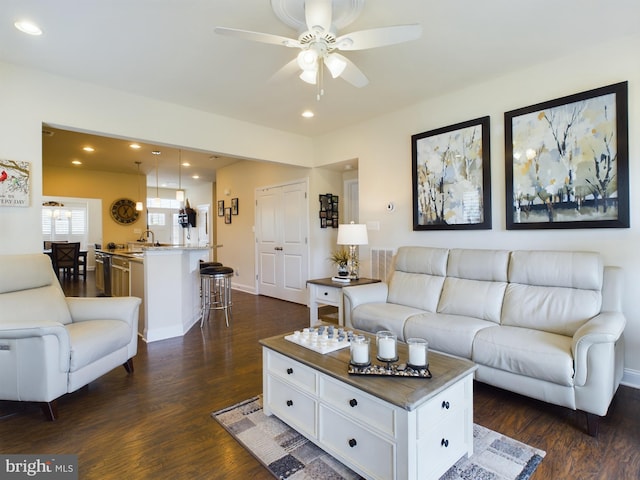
[214,0,422,99]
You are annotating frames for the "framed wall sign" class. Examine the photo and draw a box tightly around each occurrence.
[0,159,30,207]
[411,116,491,230]
[505,81,629,229]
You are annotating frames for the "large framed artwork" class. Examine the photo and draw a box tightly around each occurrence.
[411,116,491,230]
[505,81,629,229]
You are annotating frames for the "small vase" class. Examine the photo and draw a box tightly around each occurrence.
[337,265,349,277]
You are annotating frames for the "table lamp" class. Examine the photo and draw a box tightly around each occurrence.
[336,222,368,280]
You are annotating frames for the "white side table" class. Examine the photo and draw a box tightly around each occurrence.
[307,277,380,327]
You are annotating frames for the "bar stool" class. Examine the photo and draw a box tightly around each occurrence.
[200,266,234,328]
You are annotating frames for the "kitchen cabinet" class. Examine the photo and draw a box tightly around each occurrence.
[130,260,145,336]
[110,256,130,297]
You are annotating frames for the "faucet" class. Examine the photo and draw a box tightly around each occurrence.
[140,229,155,245]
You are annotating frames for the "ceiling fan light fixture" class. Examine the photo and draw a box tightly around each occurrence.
[325,54,347,78]
[299,69,317,85]
[297,48,318,71]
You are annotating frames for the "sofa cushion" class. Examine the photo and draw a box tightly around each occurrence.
[0,254,54,294]
[388,271,445,311]
[438,277,506,323]
[0,286,72,326]
[502,284,601,337]
[352,303,425,341]
[472,325,574,386]
[447,249,509,282]
[509,250,603,290]
[404,312,494,359]
[66,320,132,372]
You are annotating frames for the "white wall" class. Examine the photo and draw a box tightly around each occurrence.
[315,33,640,380]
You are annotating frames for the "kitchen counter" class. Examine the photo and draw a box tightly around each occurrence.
[97,245,210,342]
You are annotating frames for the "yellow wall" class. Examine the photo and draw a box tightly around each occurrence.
[43,166,147,245]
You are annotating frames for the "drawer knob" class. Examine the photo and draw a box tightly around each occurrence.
[323,292,328,296]
[349,398,358,407]
[286,368,293,375]
[348,438,357,448]
[441,400,450,410]
[441,438,449,448]
[286,400,293,407]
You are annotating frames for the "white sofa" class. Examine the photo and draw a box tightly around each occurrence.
[0,254,141,420]
[343,246,626,436]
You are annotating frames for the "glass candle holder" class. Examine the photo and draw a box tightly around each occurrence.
[376,331,398,362]
[350,335,370,366]
[407,338,428,368]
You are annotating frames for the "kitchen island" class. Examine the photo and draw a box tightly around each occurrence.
[96,245,209,342]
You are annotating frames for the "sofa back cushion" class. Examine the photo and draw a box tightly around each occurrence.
[387,247,448,312]
[502,251,603,336]
[438,249,509,323]
[0,254,72,325]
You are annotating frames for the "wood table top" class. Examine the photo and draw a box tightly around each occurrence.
[260,329,477,411]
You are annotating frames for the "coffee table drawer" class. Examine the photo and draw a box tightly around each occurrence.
[265,349,317,394]
[417,412,467,479]
[319,405,395,480]
[266,375,317,438]
[320,376,396,438]
[417,376,467,437]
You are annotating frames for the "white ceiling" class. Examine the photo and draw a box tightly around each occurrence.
[4,0,640,185]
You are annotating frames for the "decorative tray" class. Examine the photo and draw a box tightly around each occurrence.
[285,327,353,354]
[348,363,432,378]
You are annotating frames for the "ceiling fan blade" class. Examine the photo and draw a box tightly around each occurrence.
[304,0,333,33]
[214,27,300,48]
[269,58,301,83]
[332,53,368,88]
[335,24,422,51]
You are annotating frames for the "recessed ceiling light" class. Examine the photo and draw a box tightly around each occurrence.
[181,162,191,167]
[129,143,141,150]
[301,110,314,118]
[83,146,95,152]
[72,160,82,165]
[192,175,200,179]
[14,20,42,36]
[152,150,161,155]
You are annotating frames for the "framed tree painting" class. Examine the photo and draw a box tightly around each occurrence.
[412,116,491,230]
[505,81,629,229]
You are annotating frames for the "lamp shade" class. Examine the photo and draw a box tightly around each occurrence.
[337,223,368,246]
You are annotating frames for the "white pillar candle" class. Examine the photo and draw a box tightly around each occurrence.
[350,337,370,365]
[376,331,397,360]
[407,338,428,367]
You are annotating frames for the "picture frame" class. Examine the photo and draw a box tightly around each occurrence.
[318,193,338,228]
[0,159,31,207]
[231,197,239,215]
[505,81,629,229]
[224,207,232,224]
[217,200,225,217]
[411,116,491,230]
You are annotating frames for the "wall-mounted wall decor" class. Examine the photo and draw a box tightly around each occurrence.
[231,197,239,215]
[505,81,629,229]
[224,207,232,224]
[319,193,339,228]
[411,116,491,230]
[217,200,224,217]
[0,159,30,207]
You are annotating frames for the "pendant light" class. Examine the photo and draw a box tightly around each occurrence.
[135,162,144,211]
[176,149,185,202]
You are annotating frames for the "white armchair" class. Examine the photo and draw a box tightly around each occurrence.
[0,254,141,420]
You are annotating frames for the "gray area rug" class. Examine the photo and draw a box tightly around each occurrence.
[212,396,545,480]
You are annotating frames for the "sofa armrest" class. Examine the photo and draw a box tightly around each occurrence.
[0,321,70,372]
[66,296,141,328]
[343,283,389,328]
[572,311,626,386]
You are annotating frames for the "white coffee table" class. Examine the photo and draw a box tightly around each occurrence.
[260,331,477,480]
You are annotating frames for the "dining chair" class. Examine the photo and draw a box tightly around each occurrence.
[51,242,81,280]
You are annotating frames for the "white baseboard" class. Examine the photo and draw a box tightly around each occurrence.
[621,368,640,389]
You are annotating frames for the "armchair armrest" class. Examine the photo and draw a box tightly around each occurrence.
[66,297,141,328]
[572,311,626,386]
[0,321,70,372]
[343,283,389,328]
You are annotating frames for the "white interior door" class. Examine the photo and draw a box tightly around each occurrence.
[256,180,308,304]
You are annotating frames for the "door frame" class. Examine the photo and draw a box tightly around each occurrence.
[254,177,310,300]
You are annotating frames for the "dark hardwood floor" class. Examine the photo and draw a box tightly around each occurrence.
[1,272,638,479]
